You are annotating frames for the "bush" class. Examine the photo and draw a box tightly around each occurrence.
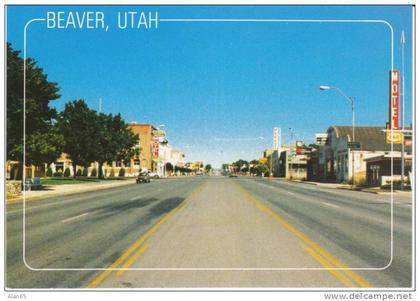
[118,168,125,177]
[64,168,71,177]
[90,168,97,177]
[76,169,82,176]
[53,171,63,177]
[82,168,88,177]
[46,167,53,177]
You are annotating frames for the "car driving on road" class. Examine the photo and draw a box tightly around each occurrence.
[136,172,151,184]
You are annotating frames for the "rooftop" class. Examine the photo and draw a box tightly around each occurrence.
[328,125,412,152]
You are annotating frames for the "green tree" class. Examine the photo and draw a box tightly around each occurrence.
[82,168,88,177]
[46,167,53,177]
[205,164,212,172]
[94,113,139,179]
[7,43,63,179]
[232,159,249,173]
[166,162,174,172]
[257,165,269,176]
[118,168,125,177]
[58,100,99,178]
[64,168,71,177]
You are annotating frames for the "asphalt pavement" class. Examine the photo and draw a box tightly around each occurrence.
[6,176,412,288]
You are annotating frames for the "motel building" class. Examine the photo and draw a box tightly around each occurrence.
[317,125,412,186]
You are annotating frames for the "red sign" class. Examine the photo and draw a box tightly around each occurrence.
[389,70,399,129]
[152,137,159,159]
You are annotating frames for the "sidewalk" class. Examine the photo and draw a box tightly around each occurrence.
[6,179,136,204]
[289,179,413,195]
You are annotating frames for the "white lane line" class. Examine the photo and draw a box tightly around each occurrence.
[7,185,136,215]
[61,213,89,223]
[321,202,340,209]
[287,191,295,195]
[7,183,170,215]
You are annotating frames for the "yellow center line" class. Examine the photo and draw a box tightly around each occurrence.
[235,181,372,288]
[86,181,207,288]
[303,245,355,287]
[116,244,149,277]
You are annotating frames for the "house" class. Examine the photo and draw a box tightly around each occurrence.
[319,126,411,185]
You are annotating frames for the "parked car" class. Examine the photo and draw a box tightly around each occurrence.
[148,172,160,179]
[136,172,150,184]
[23,177,43,191]
[229,174,238,178]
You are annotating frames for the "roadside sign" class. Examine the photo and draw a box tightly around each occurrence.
[386,131,404,144]
[389,70,400,129]
[347,141,361,149]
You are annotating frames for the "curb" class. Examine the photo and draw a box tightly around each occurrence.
[289,180,406,195]
[6,180,136,205]
[289,180,318,186]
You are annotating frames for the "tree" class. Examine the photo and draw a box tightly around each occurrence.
[257,164,269,176]
[46,167,53,177]
[58,100,99,177]
[94,113,140,179]
[232,159,249,173]
[7,43,63,179]
[205,164,212,172]
[64,168,71,177]
[166,162,174,172]
[118,168,125,177]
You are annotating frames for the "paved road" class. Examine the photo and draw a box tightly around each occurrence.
[6,176,412,288]
[6,177,203,288]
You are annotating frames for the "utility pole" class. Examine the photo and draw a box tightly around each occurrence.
[400,31,406,191]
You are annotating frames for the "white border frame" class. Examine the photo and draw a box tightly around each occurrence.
[22,13,397,272]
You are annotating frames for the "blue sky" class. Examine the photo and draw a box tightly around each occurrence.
[6,5,414,167]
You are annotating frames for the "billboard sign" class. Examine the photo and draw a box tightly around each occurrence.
[389,70,400,129]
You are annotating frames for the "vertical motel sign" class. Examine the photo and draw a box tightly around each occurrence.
[386,70,403,144]
[389,70,400,129]
[273,127,281,151]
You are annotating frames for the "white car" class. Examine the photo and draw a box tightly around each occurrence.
[148,172,160,179]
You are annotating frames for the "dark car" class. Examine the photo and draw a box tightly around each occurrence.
[23,177,43,191]
[229,174,238,178]
[136,172,151,184]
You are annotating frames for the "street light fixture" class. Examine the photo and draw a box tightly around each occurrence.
[320,85,356,188]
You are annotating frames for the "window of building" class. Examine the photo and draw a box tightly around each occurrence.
[115,161,121,167]
[55,162,64,172]
[125,161,131,167]
[134,159,140,166]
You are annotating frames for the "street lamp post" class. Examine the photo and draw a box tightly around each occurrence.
[157,124,166,177]
[320,85,356,188]
[400,31,406,191]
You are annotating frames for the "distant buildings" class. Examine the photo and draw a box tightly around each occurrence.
[259,125,412,187]
[6,122,188,179]
[128,123,157,172]
[309,125,412,185]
